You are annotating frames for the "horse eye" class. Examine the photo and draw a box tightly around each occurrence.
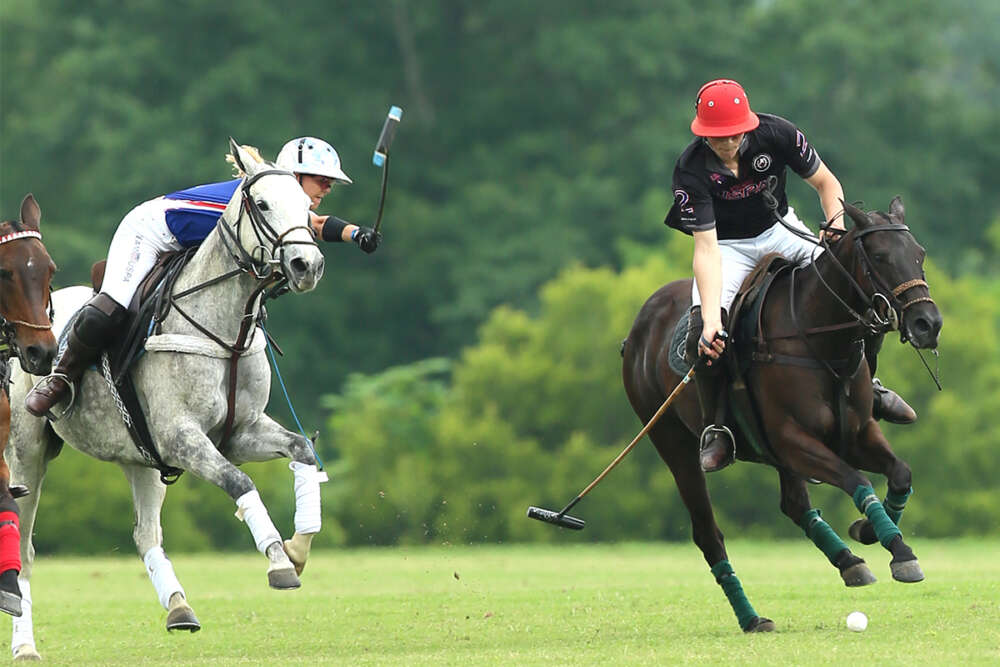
[256,200,270,211]
[873,253,888,263]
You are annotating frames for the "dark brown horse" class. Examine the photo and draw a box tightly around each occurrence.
[0,194,58,618]
[622,197,941,632]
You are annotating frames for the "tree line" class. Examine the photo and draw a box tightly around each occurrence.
[2,0,997,552]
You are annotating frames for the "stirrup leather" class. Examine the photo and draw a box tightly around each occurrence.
[28,372,77,422]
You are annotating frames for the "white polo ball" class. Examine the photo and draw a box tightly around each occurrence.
[846,611,868,632]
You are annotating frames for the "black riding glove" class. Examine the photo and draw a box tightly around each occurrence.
[352,226,381,254]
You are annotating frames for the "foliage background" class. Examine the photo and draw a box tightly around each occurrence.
[1,0,998,553]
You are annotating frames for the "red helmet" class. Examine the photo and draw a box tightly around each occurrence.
[690,79,760,137]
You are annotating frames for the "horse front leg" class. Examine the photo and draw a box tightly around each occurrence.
[846,419,914,546]
[227,414,325,576]
[5,383,61,661]
[777,468,876,587]
[168,421,300,590]
[120,463,200,632]
[775,420,923,584]
[0,394,24,619]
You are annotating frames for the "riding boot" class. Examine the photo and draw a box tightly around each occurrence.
[24,293,126,420]
[685,306,735,473]
[864,333,917,424]
[694,369,735,472]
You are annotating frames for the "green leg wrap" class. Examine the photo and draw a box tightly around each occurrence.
[710,560,758,630]
[798,508,849,565]
[884,487,912,525]
[852,485,902,548]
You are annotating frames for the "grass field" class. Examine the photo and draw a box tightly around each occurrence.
[9,539,1000,665]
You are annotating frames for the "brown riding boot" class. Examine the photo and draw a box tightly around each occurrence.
[871,378,917,424]
[685,306,735,472]
[24,294,125,420]
[693,366,735,473]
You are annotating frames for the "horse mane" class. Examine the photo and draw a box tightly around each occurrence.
[0,219,24,233]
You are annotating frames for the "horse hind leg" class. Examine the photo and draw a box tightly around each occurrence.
[646,415,773,633]
[777,469,876,587]
[121,464,200,632]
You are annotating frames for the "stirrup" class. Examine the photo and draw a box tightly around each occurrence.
[699,424,735,472]
[27,373,76,422]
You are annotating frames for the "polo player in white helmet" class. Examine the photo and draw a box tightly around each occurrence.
[25,137,381,420]
[276,137,380,250]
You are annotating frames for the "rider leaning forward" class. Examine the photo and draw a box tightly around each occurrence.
[25,137,377,419]
[664,78,916,474]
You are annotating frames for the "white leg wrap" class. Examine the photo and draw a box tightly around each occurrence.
[289,462,328,535]
[143,546,185,610]
[235,489,281,554]
[11,579,33,654]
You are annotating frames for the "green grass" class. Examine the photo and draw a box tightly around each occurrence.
[11,539,1000,665]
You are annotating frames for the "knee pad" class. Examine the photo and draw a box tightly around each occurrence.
[73,293,127,349]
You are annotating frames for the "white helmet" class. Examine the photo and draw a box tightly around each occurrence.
[276,137,352,184]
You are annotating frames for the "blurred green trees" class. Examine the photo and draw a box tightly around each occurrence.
[4,1,998,551]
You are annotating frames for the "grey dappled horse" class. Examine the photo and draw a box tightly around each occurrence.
[5,141,327,660]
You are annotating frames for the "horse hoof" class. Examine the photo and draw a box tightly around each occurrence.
[890,559,924,583]
[743,616,775,633]
[848,518,878,545]
[166,605,201,632]
[841,562,877,587]
[267,566,301,590]
[0,590,22,617]
[12,644,40,661]
[283,537,308,576]
[9,485,29,499]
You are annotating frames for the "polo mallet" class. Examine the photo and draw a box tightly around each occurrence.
[527,364,698,530]
[371,105,403,235]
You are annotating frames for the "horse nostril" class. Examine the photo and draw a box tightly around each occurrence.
[289,257,308,279]
[25,345,41,364]
[912,317,931,337]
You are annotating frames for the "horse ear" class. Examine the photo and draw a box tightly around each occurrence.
[843,200,872,230]
[20,193,41,231]
[228,137,248,174]
[889,196,905,222]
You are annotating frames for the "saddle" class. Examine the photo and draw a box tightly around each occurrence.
[88,251,196,483]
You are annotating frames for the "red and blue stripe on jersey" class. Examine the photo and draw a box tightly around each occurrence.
[163,179,241,247]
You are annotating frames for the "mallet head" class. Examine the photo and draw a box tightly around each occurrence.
[526,506,585,530]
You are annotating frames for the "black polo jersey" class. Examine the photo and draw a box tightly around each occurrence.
[664,113,821,240]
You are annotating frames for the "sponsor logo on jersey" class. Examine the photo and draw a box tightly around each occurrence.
[752,153,772,172]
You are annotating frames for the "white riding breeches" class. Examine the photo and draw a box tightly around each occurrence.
[101,198,184,308]
[691,207,823,313]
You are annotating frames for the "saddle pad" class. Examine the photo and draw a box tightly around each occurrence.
[668,309,692,377]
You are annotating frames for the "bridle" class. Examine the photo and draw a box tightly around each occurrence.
[0,229,54,359]
[162,168,317,351]
[795,222,935,344]
[762,179,934,342]
[214,168,318,280]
